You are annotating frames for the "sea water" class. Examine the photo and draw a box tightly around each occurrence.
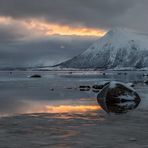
[0,70,147,116]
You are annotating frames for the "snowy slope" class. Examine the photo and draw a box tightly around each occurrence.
[58,28,148,69]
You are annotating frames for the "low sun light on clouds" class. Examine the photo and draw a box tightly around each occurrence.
[0,16,12,24]
[0,16,106,38]
[25,19,106,37]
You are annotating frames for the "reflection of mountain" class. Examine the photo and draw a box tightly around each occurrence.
[57,28,148,69]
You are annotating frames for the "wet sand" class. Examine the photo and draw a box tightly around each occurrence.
[0,109,148,148]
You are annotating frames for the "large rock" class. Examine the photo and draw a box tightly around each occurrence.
[97,81,141,114]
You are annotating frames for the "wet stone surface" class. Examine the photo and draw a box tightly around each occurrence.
[97,82,141,114]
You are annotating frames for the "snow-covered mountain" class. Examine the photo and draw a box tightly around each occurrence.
[57,28,148,69]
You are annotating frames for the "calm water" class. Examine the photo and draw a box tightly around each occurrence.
[1,70,148,148]
[0,70,147,116]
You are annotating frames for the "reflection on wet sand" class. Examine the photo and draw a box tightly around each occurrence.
[44,105,101,113]
[1,109,148,148]
[0,109,105,148]
[0,100,102,117]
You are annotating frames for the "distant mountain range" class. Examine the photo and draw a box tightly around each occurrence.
[56,28,148,69]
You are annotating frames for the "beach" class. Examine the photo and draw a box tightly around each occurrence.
[0,108,148,147]
[0,70,148,148]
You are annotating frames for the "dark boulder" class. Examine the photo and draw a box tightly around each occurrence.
[92,84,104,90]
[30,74,42,78]
[79,86,90,91]
[97,81,141,114]
[92,82,109,92]
[145,80,148,85]
[50,88,54,91]
[143,74,148,77]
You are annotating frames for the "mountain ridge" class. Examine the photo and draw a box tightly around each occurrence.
[56,28,148,69]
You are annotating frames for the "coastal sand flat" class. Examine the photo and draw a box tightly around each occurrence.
[0,109,148,148]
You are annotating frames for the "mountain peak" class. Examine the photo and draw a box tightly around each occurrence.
[58,28,148,69]
[105,28,136,40]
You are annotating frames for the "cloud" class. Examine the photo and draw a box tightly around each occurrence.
[118,0,148,32]
[0,0,142,29]
[0,24,96,67]
[0,0,147,68]
[0,16,100,68]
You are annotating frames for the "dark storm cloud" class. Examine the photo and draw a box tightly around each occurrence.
[0,0,141,29]
[0,27,96,67]
[0,25,28,43]
[0,16,97,68]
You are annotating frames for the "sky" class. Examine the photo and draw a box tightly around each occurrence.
[0,0,148,68]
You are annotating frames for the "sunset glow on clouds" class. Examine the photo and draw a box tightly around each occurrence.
[25,19,106,37]
[0,16,106,38]
[0,16,104,67]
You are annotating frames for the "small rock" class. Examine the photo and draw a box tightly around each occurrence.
[143,74,148,77]
[79,85,90,91]
[93,82,109,89]
[50,88,54,91]
[92,83,109,93]
[30,74,41,78]
[92,84,104,89]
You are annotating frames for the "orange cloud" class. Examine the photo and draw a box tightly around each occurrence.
[24,19,106,36]
[0,16,106,37]
[0,16,12,24]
